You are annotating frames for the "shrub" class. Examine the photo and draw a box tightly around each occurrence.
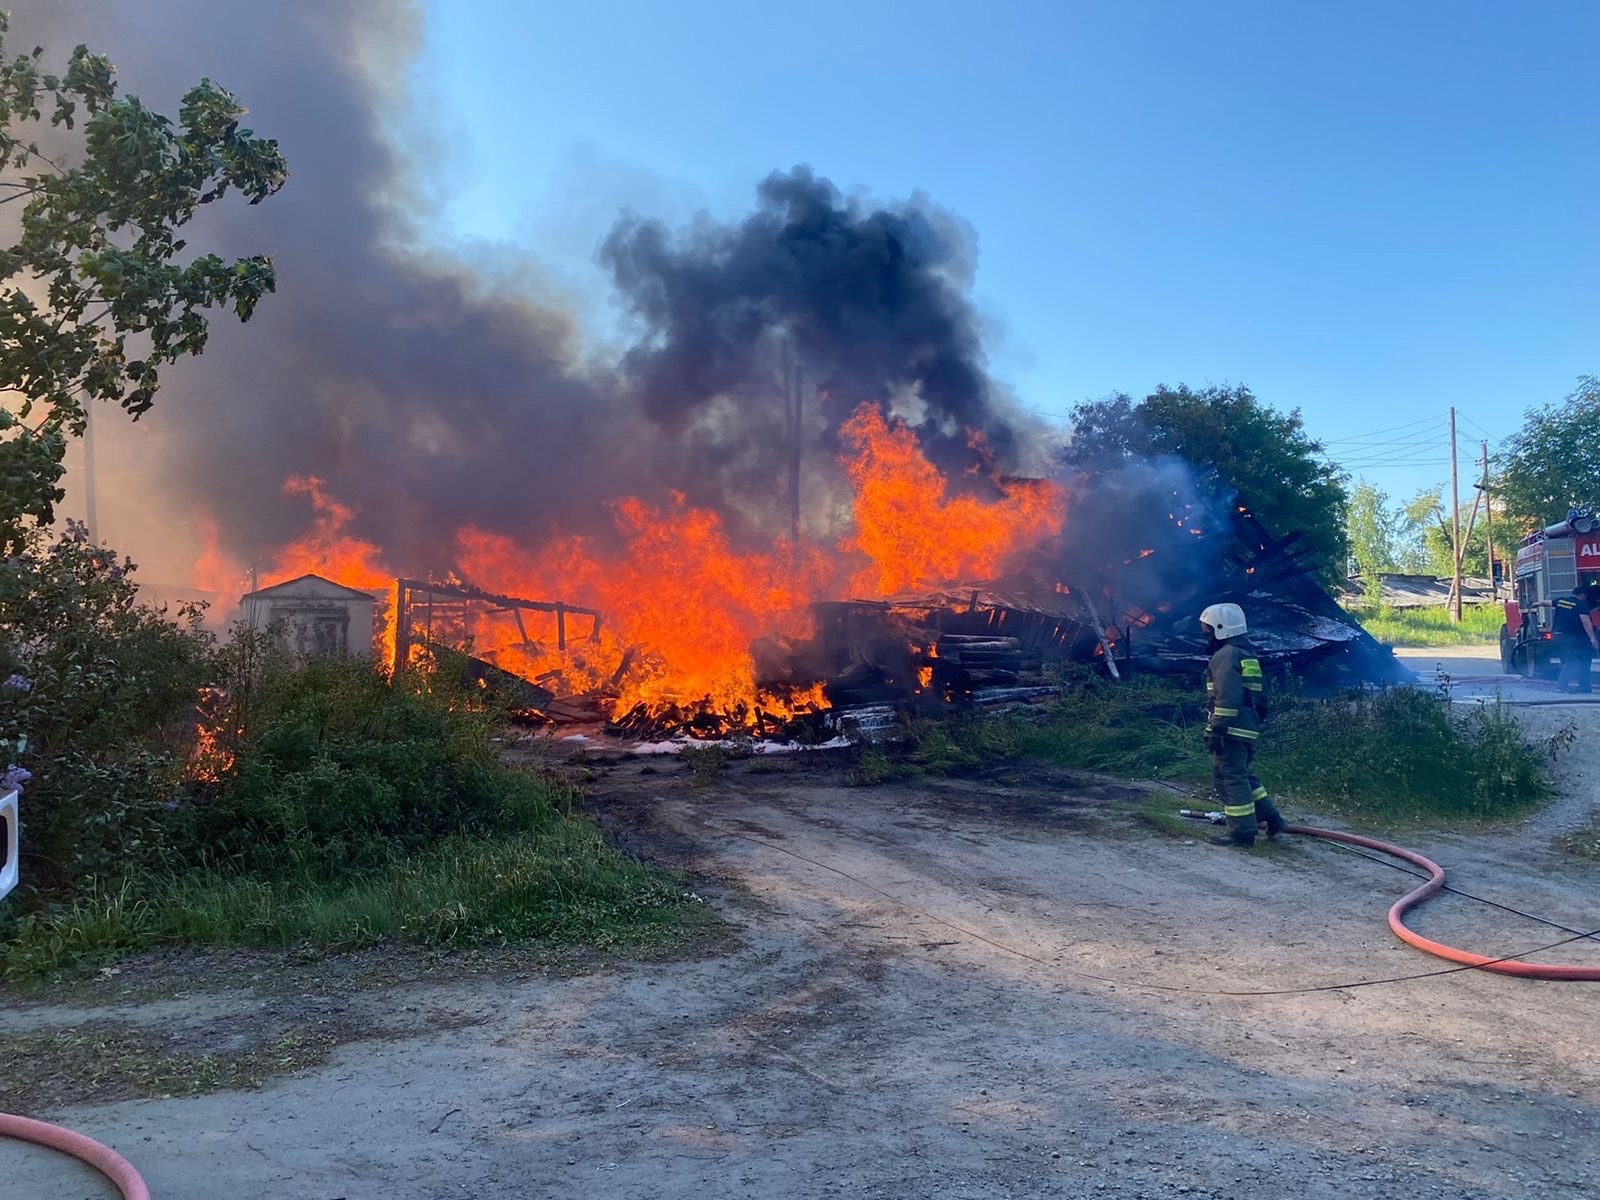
[0,524,215,897]
[1261,687,1551,821]
[846,670,1553,826]
[168,652,561,876]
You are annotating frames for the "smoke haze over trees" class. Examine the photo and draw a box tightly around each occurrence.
[1062,384,1351,587]
[8,1,1042,589]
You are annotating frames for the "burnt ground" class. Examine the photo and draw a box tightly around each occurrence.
[6,703,1600,1199]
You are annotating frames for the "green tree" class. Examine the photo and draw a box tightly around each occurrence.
[0,24,283,905]
[1496,376,1600,535]
[1064,384,1350,586]
[0,16,287,551]
[1346,481,1400,604]
[1402,488,1492,579]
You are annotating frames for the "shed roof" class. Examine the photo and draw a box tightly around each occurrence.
[243,573,379,601]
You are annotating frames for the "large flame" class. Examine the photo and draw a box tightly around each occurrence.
[455,494,831,716]
[189,405,1069,725]
[840,404,1065,595]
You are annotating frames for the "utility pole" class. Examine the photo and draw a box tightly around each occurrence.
[1449,406,1462,623]
[781,339,802,543]
[1481,441,1495,599]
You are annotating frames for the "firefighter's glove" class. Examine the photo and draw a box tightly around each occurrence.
[1203,726,1225,753]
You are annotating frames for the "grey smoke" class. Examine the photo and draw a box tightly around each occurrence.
[602,166,1026,481]
[9,1,1037,580]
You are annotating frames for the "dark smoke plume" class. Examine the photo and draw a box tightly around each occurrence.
[9,1,1035,583]
[602,166,1027,482]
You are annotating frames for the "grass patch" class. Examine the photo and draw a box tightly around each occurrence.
[0,1025,335,1110]
[1557,816,1600,861]
[849,672,1555,828]
[2,823,687,981]
[1258,689,1553,823]
[1349,603,1504,647]
[848,676,1208,786]
[1,655,696,982]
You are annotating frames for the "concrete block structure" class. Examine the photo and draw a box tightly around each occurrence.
[241,573,377,658]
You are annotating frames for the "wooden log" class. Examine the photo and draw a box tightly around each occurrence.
[960,669,1020,686]
[935,638,1019,653]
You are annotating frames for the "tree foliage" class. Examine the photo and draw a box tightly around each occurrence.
[1063,384,1350,585]
[0,521,216,895]
[0,16,287,551]
[0,26,282,905]
[1346,481,1401,603]
[1496,376,1600,535]
[1402,488,1494,579]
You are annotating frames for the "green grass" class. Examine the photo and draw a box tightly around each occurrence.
[1,656,697,982]
[851,672,1555,827]
[1557,816,1600,861]
[1348,603,1505,647]
[1,821,687,981]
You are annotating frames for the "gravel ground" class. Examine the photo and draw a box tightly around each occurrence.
[5,743,1597,1200]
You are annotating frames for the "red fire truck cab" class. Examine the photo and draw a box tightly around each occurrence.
[1502,508,1600,675]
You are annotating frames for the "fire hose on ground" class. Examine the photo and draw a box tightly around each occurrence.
[1283,823,1600,981]
[4,823,1594,1200]
[0,1112,150,1199]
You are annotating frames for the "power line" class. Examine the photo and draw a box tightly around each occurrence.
[1455,411,1505,448]
[1322,412,1444,442]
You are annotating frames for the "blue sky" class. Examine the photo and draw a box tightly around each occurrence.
[410,0,1597,505]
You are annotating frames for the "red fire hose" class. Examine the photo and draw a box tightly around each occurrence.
[1287,824,1600,981]
[0,1112,150,1199]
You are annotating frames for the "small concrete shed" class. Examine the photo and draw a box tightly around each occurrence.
[241,573,377,658]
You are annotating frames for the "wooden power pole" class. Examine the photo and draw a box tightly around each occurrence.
[1481,441,1495,598]
[1449,407,1462,623]
[782,340,802,544]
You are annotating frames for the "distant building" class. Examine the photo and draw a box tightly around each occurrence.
[241,574,376,657]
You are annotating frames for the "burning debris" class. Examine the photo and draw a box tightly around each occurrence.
[210,412,1405,749]
[21,5,1408,755]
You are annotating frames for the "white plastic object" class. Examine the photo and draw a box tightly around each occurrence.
[0,789,17,902]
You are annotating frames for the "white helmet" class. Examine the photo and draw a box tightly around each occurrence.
[1199,602,1247,641]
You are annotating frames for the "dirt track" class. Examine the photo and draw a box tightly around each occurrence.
[7,733,1599,1200]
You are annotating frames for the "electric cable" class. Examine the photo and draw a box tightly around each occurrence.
[1315,837,1600,941]
[1322,413,1445,442]
[697,818,1600,995]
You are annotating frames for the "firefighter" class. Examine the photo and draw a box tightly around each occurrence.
[1199,603,1287,847]
[1552,583,1598,694]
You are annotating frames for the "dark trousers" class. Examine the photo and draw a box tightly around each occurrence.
[1211,739,1286,845]
[1557,636,1593,693]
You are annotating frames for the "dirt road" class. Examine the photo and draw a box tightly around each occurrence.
[7,749,1598,1199]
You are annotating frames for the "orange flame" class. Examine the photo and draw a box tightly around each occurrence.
[839,405,1065,595]
[186,686,236,783]
[189,407,1073,727]
[455,494,832,718]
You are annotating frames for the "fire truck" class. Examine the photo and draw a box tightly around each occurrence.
[1500,508,1600,675]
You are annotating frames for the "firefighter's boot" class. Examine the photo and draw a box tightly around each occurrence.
[1211,809,1258,847]
[1250,777,1287,838]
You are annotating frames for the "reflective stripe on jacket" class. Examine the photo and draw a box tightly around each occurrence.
[1553,595,1589,638]
[1206,639,1267,742]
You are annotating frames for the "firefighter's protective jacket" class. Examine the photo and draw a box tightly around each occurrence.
[1205,637,1268,745]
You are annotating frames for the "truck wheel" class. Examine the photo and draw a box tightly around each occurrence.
[1500,625,1515,672]
[1512,642,1533,678]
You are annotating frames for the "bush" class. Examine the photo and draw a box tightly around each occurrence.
[848,670,1552,826]
[0,523,215,897]
[1260,687,1551,821]
[168,650,564,876]
[1,586,690,979]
